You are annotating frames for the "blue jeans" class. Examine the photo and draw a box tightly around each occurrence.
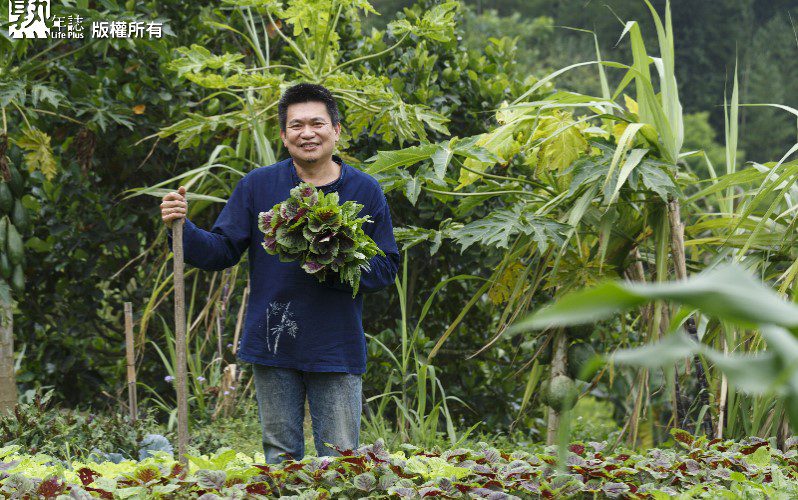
[252,364,362,463]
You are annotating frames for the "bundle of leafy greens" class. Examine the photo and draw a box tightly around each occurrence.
[258,183,383,297]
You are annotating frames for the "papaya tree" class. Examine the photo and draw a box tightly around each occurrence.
[0,36,64,411]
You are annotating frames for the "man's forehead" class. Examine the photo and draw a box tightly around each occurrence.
[286,102,330,122]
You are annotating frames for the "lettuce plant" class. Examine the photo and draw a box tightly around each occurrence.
[258,183,384,296]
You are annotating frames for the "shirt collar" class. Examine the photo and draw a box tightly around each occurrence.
[290,155,346,193]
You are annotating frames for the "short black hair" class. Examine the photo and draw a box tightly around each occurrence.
[277,83,341,132]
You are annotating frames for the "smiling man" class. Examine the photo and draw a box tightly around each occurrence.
[160,83,400,463]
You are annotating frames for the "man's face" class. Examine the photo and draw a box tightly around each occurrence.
[280,101,341,165]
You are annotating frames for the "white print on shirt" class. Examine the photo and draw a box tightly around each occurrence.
[265,301,298,355]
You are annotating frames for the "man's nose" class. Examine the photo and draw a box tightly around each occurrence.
[299,126,316,138]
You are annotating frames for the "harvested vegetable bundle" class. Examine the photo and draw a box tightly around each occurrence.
[258,183,384,296]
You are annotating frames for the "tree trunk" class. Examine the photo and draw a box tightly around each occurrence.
[667,200,714,436]
[0,300,16,413]
[546,331,568,445]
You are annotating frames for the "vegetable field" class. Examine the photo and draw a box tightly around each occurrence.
[3,0,798,498]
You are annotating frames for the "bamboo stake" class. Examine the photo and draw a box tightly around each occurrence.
[172,220,189,464]
[124,302,137,421]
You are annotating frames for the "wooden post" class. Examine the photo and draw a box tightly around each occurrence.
[172,220,188,464]
[124,302,137,421]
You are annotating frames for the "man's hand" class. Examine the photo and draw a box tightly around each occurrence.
[161,186,188,228]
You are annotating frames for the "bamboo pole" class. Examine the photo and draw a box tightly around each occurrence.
[172,220,188,464]
[124,302,137,421]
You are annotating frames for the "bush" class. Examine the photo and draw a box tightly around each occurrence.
[0,391,167,461]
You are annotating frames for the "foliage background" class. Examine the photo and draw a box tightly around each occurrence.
[2,0,798,448]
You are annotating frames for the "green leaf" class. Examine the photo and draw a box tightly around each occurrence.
[388,1,458,42]
[748,446,771,468]
[430,142,453,180]
[12,128,58,180]
[510,264,798,333]
[612,333,698,369]
[29,84,64,108]
[366,144,437,175]
[531,111,589,175]
[451,203,569,252]
[166,45,246,78]
[0,79,26,107]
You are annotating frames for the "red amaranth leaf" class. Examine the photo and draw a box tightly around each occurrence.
[569,444,585,455]
[36,477,65,498]
[135,465,159,483]
[245,482,271,495]
[341,456,367,468]
[741,441,768,455]
[672,429,694,447]
[285,463,305,472]
[77,468,98,486]
[253,464,271,474]
[85,487,114,500]
[169,463,185,478]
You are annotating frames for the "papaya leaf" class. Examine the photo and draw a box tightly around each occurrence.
[166,45,246,77]
[366,144,438,175]
[12,128,57,180]
[451,203,569,252]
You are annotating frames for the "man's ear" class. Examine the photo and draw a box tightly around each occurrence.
[333,122,341,141]
[279,129,287,146]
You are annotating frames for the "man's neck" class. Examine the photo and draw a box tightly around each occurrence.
[293,157,341,186]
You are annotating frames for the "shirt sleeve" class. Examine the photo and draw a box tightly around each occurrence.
[167,177,252,271]
[323,195,400,294]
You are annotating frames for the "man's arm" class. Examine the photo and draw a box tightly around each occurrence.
[164,179,252,271]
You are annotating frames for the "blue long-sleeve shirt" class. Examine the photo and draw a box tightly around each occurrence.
[169,156,399,373]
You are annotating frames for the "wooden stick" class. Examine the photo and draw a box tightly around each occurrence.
[124,302,137,421]
[172,220,188,464]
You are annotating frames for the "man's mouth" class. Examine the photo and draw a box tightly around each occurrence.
[300,143,319,150]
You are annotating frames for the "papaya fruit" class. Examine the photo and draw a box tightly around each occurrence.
[0,183,11,215]
[567,342,597,381]
[546,375,577,412]
[538,377,550,407]
[6,223,23,266]
[8,163,23,197]
[10,264,23,294]
[11,200,28,233]
[0,253,10,280]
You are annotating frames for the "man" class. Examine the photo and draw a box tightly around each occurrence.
[160,83,400,463]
